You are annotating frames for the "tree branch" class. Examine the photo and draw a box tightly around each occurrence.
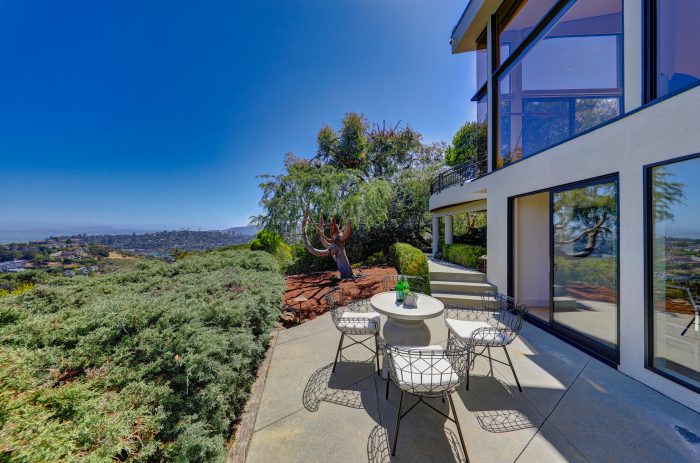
[339,221,352,242]
[302,210,330,257]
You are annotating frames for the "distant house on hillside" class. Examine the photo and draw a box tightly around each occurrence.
[51,249,85,260]
[0,260,28,273]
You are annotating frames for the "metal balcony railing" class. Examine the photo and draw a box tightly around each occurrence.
[430,152,488,195]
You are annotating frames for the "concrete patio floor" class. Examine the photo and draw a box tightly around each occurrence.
[246,311,700,462]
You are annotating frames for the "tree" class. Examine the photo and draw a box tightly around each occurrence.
[301,212,354,278]
[254,154,392,278]
[553,184,617,258]
[445,121,487,167]
[652,167,686,222]
[254,112,445,276]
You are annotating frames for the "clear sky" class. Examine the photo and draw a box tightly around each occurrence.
[0,0,476,232]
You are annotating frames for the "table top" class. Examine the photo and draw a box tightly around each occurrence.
[370,291,444,321]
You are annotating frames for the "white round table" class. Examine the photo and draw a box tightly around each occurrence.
[370,291,444,347]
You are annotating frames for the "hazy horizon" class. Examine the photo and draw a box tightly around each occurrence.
[0,223,259,244]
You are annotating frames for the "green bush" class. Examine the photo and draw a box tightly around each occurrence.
[388,243,430,294]
[553,256,616,290]
[365,251,386,267]
[285,243,336,275]
[0,249,285,462]
[442,244,486,270]
[250,230,293,271]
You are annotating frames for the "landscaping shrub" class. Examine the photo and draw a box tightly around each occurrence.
[388,243,430,294]
[249,229,293,271]
[553,256,616,290]
[285,242,336,275]
[0,249,285,462]
[443,243,486,270]
[364,251,386,267]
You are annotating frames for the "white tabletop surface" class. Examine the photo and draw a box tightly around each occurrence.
[370,291,444,321]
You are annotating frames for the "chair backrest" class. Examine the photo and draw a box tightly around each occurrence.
[483,291,528,335]
[382,274,427,293]
[383,340,470,397]
[324,287,346,313]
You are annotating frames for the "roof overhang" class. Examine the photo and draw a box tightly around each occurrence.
[450,0,503,54]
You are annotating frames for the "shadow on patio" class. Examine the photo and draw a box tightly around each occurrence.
[246,312,700,462]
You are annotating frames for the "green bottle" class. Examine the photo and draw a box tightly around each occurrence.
[396,276,405,302]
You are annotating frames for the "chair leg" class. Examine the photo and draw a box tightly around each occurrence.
[391,390,404,456]
[487,346,493,375]
[374,334,380,376]
[503,345,522,392]
[385,375,391,400]
[332,333,345,373]
[447,393,468,461]
[465,362,470,391]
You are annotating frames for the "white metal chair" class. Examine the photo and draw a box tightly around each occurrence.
[382,338,470,458]
[324,287,381,375]
[444,291,528,391]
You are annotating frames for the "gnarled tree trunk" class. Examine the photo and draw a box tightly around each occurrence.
[301,210,354,279]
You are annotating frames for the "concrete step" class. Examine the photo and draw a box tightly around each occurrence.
[429,270,486,283]
[431,292,495,307]
[430,280,496,296]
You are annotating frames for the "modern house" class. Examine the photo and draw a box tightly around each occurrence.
[431,0,700,411]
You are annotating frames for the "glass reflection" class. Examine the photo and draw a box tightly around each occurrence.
[651,158,700,389]
[476,34,487,88]
[477,93,487,124]
[497,0,623,169]
[499,0,558,65]
[657,0,700,98]
[552,180,618,349]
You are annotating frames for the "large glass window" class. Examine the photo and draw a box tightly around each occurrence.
[655,0,700,98]
[496,0,623,169]
[553,179,618,351]
[649,156,700,390]
[477,92,487,125]
[499,0,559,65]
[476,30,488,89]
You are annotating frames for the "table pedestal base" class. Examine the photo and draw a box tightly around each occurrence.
[382,317,431,347]
[381,318,432,378]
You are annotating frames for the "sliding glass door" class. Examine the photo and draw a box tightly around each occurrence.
[551,178,619,356]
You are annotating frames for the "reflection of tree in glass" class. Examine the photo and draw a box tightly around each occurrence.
[652,167,686,222]
[575,98,620,133]
[553,183,616,258]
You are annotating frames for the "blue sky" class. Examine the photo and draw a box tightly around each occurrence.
[0,0,475,232]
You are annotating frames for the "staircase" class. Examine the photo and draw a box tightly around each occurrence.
[428,257,497,306]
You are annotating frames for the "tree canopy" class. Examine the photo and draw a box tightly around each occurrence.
[253,112,445,262]
[445,121,487,167]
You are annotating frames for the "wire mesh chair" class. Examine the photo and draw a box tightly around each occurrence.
[382,274,427,293]
[324,287,381,375]
[382,337,470,458]
[444,291,528,391]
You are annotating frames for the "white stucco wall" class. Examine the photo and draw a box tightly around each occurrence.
[514,192,550,308]
[433,1,700,410]
[476,85,700,412]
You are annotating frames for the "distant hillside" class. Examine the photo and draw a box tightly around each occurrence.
[65,230,254,256]
[224,224,260,236]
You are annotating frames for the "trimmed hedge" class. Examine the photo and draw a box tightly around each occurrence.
[443,243,486,270]
[0,249,285,462]
[388,243,431,294]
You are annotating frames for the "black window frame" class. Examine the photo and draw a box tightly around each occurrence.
[507,173,621,366]
[643,0,700,104]
[644,152,700,393]
[490,0,624,172]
